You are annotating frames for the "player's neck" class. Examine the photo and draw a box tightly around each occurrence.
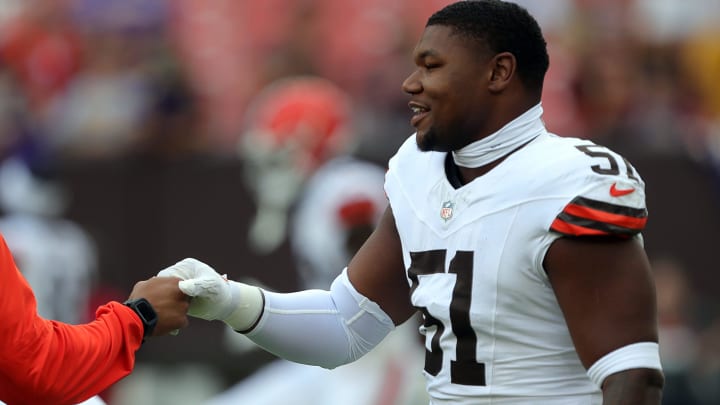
[452,103,543,168]
[451,154,508,186]
[445,140,531,187]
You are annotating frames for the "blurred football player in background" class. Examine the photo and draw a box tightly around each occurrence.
[238,76,353,254]
[0,155,97,325]
[206,76,427,405]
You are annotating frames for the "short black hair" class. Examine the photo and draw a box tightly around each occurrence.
[427,0,549,93]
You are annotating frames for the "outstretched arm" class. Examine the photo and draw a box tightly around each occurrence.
[0,236,189,405]
[545,236,664,404]
[161,206,415,369]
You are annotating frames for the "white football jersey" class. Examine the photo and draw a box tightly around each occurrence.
[384,131,647,404]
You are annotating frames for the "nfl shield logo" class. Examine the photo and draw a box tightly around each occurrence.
[440,201,454,221]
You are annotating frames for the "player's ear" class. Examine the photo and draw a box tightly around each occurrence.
[488,52,516,93]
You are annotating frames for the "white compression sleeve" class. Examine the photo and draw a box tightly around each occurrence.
[244,269,395,369]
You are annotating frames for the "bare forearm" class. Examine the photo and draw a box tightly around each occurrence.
[602,368,664,405]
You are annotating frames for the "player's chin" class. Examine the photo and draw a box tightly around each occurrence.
[415,129,448,152]
[415,129,435,152]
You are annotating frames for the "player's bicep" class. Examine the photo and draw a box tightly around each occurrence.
[544,235,658,369]
[347,205,415,325]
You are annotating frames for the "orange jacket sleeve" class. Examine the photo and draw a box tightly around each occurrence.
[0,234,144,405]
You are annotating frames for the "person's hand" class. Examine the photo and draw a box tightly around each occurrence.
[157,258,237,321]
[127,276,190,337]
[157,258,263,331]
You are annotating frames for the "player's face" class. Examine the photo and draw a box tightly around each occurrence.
[402,25,493,152]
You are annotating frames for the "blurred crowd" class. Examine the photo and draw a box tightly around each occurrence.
[1,0,720,164]
[2,0,717,165]
[0,1,719,404]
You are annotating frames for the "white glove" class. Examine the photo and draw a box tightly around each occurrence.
[157,258,264,331]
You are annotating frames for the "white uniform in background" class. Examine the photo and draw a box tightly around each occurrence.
[0,157,97,324]
[207,156,429,405]
[385,130,647,404]
[0,214,97,324]
[290,156,389,289]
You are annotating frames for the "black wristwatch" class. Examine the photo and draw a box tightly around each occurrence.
[124,298,158,339]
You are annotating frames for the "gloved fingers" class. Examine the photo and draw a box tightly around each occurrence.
[157,258,197,279]
[178,278,202,296]
[178,277,226,297]
[157,258,216,279]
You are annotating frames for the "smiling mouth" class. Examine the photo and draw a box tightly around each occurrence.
[409,105,430,128]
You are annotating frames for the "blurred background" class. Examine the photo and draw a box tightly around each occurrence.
[0,0,718,404]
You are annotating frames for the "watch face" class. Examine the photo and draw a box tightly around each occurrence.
[126,298,158,338]
[137,301,156,321]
